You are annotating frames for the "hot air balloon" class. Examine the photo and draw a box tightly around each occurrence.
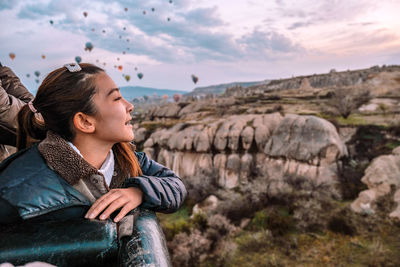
[123,27,126,31]
[162,94,168,100]
[91,28,95,32]
[124,7,128,12]
[122,51,126,55]
[41,54,46,59]
[137,73,143,79]
[102,29,106,33]
[169,0,173,3]
[151,8,155,12]
[75,56,82,64]
[126,38,130,42]
[96,59,99,63]
[103,62,106,66]
[134,67,138,71]
[26,74,30,78]
[191,74,199,84]
[83,11,88,18]
[49,20,54,25]
[117,57,120,61]
[9,53,15,60]
[173,94,182,102]
[167,17,171,21]
[118,65,123,71]
[35,79,39,84]
[124,75,131,82]
[119,35,122,39]
[34,71,40,77]
[85,42,93,52]
[143,11,146,15]
[127,47,130,50]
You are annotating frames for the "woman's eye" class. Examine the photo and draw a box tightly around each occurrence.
[115,97,122,101]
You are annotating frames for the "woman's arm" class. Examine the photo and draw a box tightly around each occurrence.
[85,151,187,222]
[122,151,187,213]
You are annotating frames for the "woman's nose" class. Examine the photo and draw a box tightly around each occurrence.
[126,100,134,113]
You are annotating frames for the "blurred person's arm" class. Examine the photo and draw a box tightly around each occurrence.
[0,64,34,145]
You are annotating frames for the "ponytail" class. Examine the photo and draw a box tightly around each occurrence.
[113,142,142,177]
[16,104,46,151]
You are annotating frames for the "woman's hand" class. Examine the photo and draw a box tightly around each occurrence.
[85,187,143,223]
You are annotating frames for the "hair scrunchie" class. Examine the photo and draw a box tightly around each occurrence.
[28,100,38,113]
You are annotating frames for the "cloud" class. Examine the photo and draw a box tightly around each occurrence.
[239,29,303,59]
[287,21,313,30]
[0,0,20,10]
[183,7,224,27]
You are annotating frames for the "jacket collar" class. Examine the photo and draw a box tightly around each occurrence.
[38,131,99,185]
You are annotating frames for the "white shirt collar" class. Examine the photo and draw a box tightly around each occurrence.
[67,142,114,186]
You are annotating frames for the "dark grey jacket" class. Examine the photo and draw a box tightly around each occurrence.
[0,143,187,224]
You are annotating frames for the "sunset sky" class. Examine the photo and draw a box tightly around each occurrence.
[1,0,399,92]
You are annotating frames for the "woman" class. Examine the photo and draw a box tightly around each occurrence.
[0,63,186,264]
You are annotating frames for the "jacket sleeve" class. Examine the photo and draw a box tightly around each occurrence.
[0,66,33,102]
[0,66,34,133]
[122,152,187,213]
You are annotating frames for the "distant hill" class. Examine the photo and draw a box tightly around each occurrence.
[184,80,270,97]
[119,86,187,100]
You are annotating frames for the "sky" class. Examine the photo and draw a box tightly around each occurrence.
[1,0,400,93]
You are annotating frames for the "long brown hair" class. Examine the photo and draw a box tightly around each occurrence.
[17,63,142,177]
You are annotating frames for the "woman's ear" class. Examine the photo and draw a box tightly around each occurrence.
[73,112,95,134]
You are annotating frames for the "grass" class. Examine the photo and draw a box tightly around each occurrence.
[157,204,192,241]
[224,227,400,267]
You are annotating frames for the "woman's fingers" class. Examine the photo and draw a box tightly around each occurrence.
[98,197,128,220]
[85,190,121,219]
[85,188,143,221]
[113,204,135,223]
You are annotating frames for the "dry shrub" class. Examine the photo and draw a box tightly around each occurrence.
[182,168,219,204]
[169,229,212,267]
[205,214,237,242]
[327,88,371,118]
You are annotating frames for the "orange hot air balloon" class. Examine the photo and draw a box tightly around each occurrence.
[41,54,46,59]
[9,53,15,60]
[163,94,168,100]
[118,65,123,71]
[83,11,88,18]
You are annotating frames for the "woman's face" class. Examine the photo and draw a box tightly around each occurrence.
[91,72,134,144]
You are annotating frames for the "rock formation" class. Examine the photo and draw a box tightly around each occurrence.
[351,146,400,219]
[136,113,348,197]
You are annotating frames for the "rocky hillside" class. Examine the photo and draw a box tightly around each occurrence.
[225,65,400,97]
[184,80,269,98]
[132,65,400,266]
